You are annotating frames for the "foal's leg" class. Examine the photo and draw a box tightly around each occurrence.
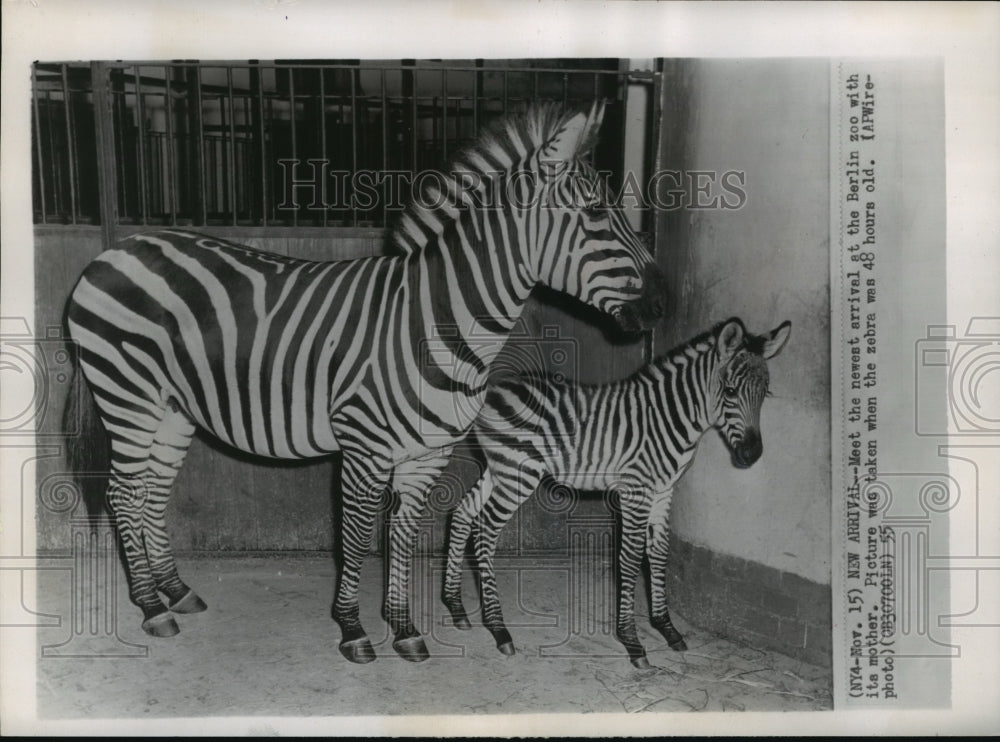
[646,488,686,651]
[614,484,654,667]
[443,468,496,629]
[474,457,545,655]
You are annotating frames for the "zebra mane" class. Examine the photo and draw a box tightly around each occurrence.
[648,317,761,374]
[387,103,599,256]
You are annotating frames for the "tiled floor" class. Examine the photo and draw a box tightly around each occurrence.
[31,554,832,724]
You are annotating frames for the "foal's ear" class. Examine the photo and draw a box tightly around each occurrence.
[717,319,745,363]
[761,320,792,360]
[542,100,606,165]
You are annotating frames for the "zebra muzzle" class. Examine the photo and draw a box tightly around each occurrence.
[731,430,763,469]
[615,263,668,332]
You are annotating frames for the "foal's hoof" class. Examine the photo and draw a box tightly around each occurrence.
[669,637,688,651]
[392,635,429,662]
[169,589,207,614]
[630,655,652,669]
[339,637,377,664]
[446,608,472,630]
[491,628,514,656]
[141,612,180,638]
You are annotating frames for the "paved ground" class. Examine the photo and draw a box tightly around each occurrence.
[31,554,832,728]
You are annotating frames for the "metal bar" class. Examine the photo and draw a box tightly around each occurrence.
[251,64,267,226]
[644,62,665,364]
[31,65,48,223]
[134,67,149,224]
[60,64,79,223]
[219,93,228,220]
[406,63,416,172]
[473,59,482,135]
[350,67,357,227]
[616,62,629,191]
[90,62,120,245]
[44,90,63,219]
[188,65,207,226]
[96,59,628,76]
[289,68,297,228]
[441,69,448,163]
[380,68,387,225]
[164,65,178,224]
[316,67,327,227]
[503,71,508,112]
[111,69,128,222]
[562,73,569,106]
[206,135,215,213]
[227,66,237,225]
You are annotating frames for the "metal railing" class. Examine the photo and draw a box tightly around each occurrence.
[32,60,642,230]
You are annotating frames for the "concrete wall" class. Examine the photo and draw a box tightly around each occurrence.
[654,59,832,665]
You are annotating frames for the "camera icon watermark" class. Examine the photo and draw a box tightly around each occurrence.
[416,321,580,442]
[0,319,81,437]
[915,317,1000,436]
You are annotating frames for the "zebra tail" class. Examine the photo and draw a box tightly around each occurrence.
[64,364,110,518]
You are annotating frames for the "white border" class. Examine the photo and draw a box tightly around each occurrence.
[3,0,998,735]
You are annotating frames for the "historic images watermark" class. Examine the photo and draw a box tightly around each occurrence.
[275,161,749,213]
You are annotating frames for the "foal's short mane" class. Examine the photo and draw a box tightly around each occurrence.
[646,317,775,377]
[388,103,600,256]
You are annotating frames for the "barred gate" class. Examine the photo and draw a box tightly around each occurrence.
[32,59,664,241]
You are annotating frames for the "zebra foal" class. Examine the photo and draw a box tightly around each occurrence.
[443,317,791,667]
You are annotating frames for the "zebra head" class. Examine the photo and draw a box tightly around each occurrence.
[525,102,667,332]
[710,318,792,469]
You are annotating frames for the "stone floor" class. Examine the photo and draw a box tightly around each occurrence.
[28,554,832,731]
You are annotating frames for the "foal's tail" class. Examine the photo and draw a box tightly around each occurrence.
[64,362,110,518]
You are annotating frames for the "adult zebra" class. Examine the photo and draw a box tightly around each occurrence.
[443,317,791,667]
[65,101,667,663]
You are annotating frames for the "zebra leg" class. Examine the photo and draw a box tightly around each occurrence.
[144,405,206,615]
[646,488,686,651]
[104,434,180,638]
[475,461,544,656]
[333,452,389,664]
[614,484,653,668]
[443,468,495,630]
[385,449,452,662]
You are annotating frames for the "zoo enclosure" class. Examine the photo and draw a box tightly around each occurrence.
[32,58,666,555]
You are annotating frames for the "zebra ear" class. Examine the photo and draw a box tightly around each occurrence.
[761,320,792,360]
[717,319,745,363]
[543,101,606,164]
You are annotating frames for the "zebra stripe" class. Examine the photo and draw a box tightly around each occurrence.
[443,317,791,666]
[66,101,668,661]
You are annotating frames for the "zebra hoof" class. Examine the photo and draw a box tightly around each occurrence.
[339,637,377,664]
[141,612,180,638]
[630,655,652,670]
[392,635,429,662]
[168,589,207,614]
[497,641,516,656]
[446,605,472,629]
[669,637,688,651]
